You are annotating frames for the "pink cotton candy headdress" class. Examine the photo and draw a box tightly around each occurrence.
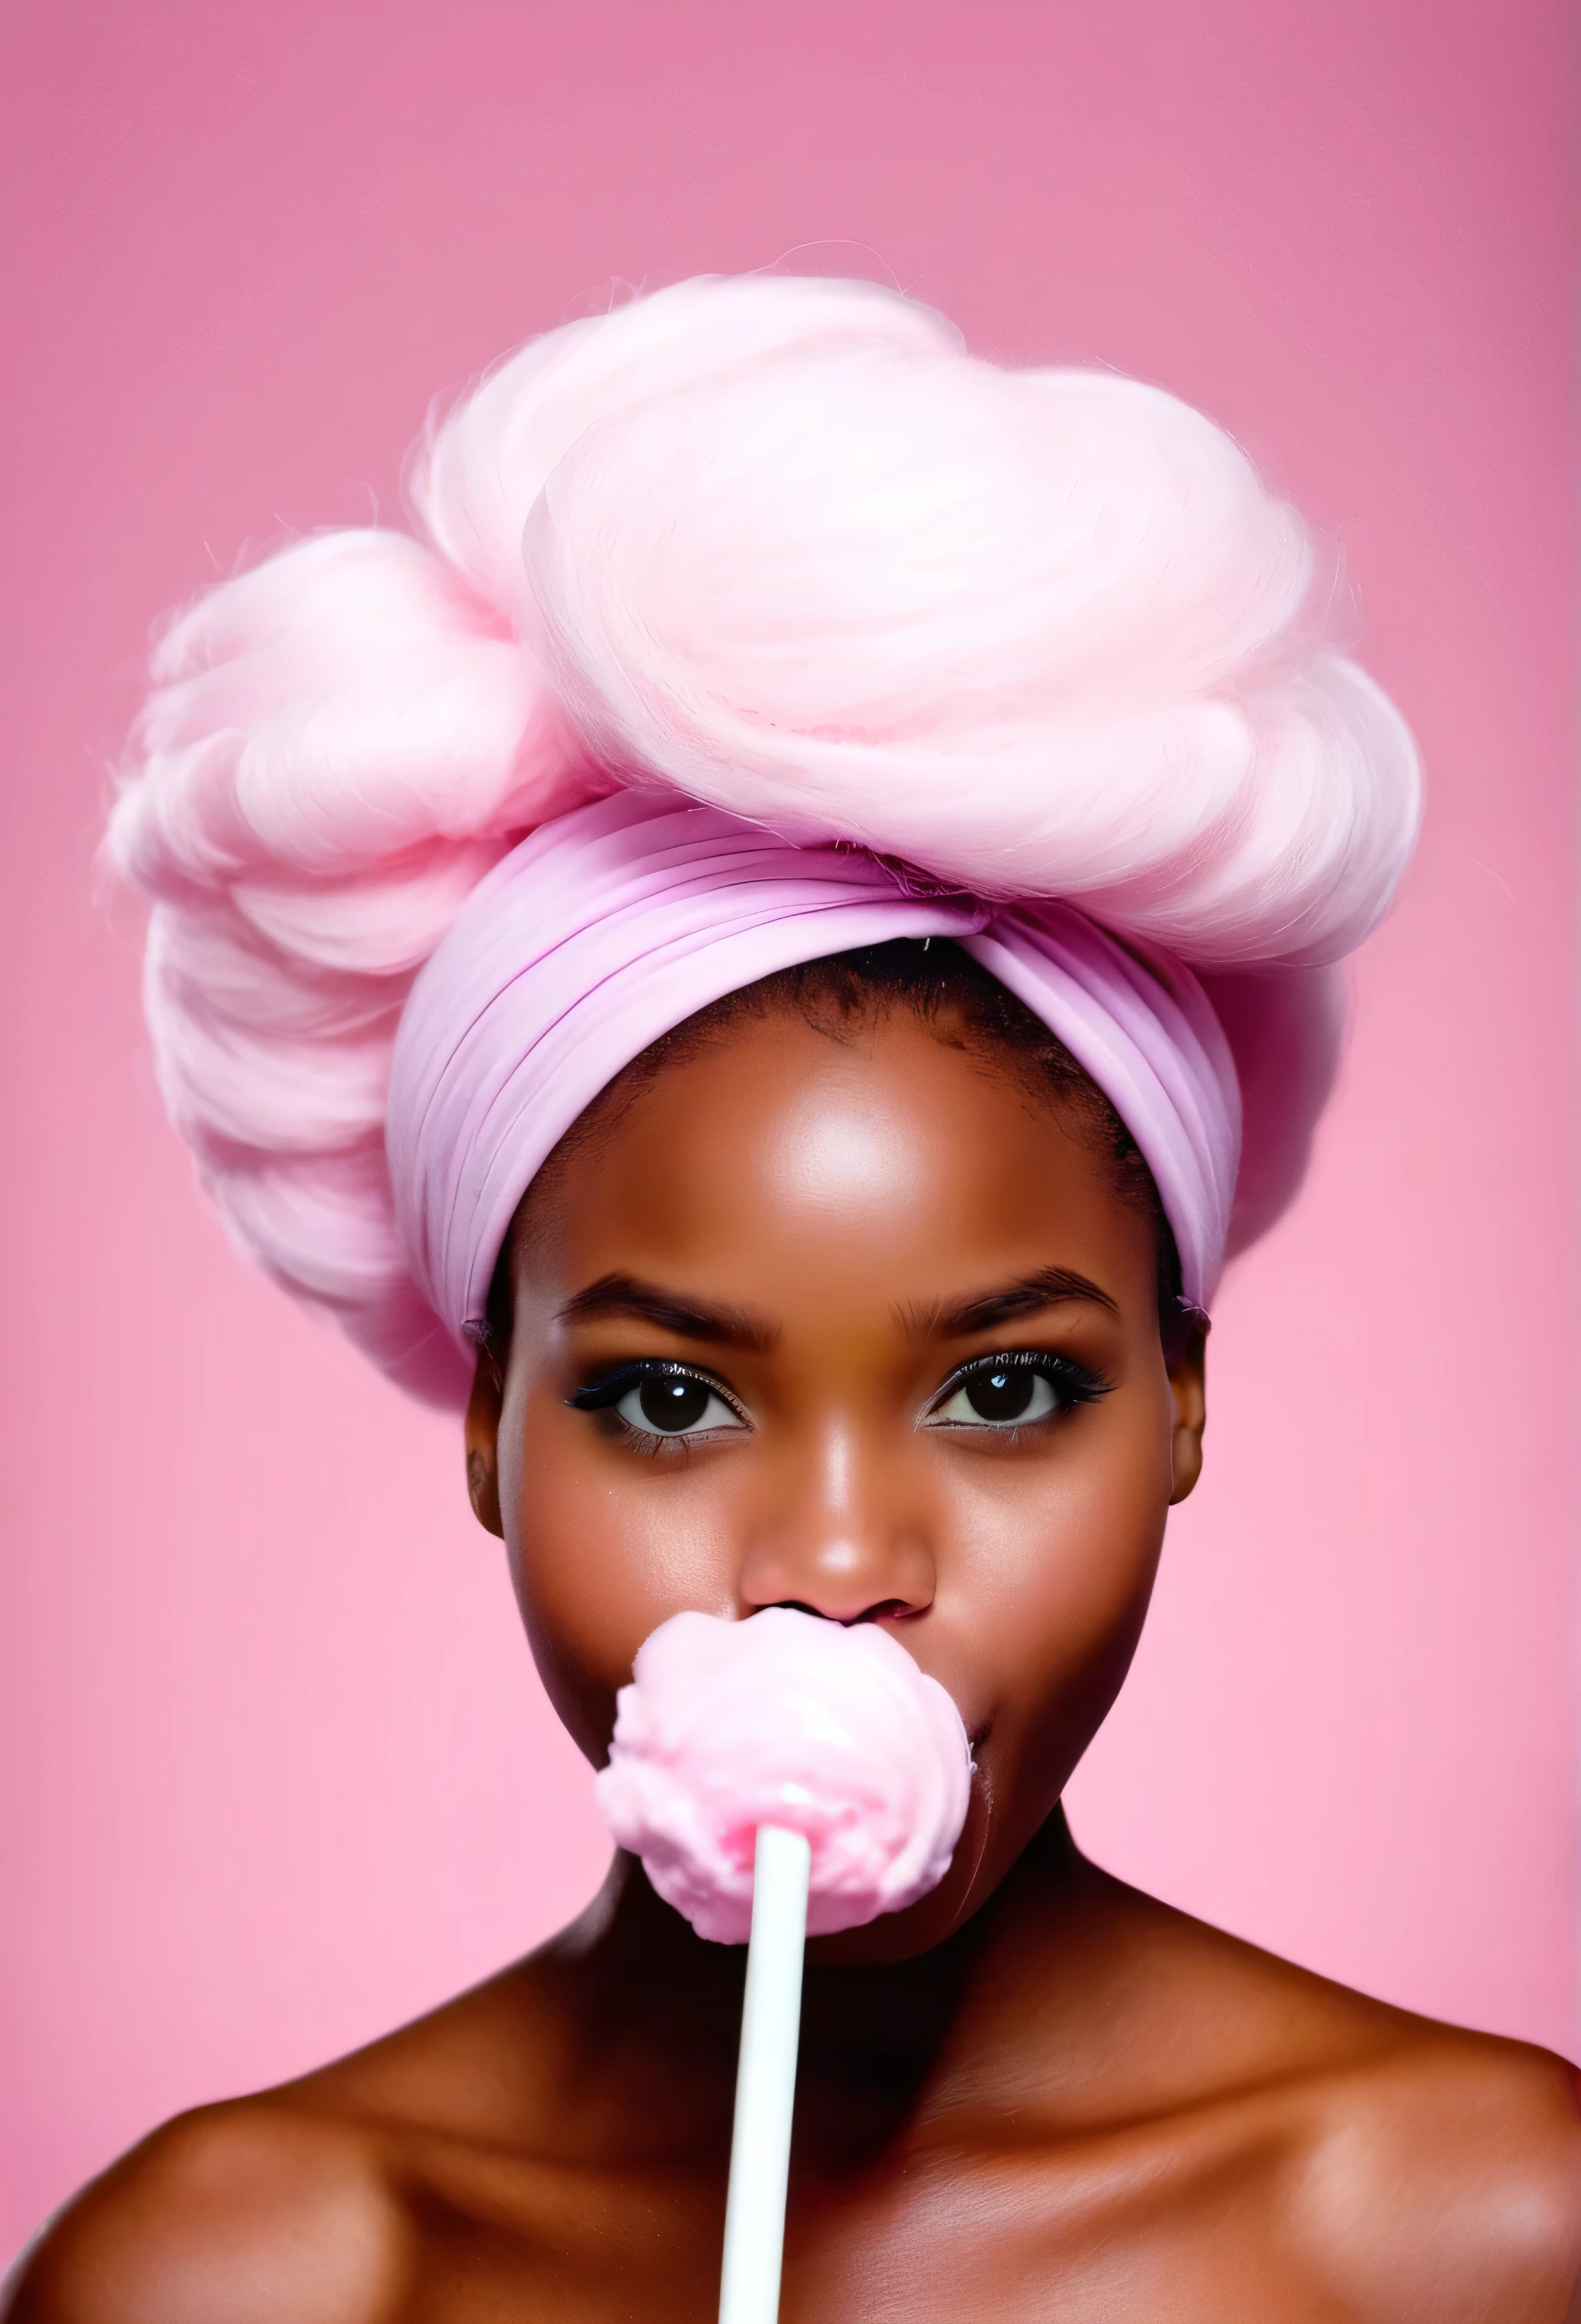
[109,274,1421,1402]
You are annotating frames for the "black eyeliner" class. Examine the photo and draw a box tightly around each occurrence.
[568,1357,746,1420]
[927,1348,1113,1417]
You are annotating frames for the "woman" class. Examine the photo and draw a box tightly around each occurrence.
[11,275,1579,2320]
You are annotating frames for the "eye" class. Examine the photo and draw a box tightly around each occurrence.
[923,1351,1108,1432]
[616,1374,744,1437]
[929,1367,1058,1427]
[570,1362,749,1440]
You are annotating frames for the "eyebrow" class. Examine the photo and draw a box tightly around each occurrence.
[903,1266,1121,1343]
[555,1273,779,1353]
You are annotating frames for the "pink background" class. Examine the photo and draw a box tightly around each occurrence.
[1,0,1575,2265]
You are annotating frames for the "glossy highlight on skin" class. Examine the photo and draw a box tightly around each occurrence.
[9,999,1580,2324]
[472,1004,1195,1951]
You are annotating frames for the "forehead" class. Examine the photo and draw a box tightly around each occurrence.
[523,1005,1160,1320]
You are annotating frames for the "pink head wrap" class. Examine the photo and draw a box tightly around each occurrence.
[109,275,1419,1401]
[388,789,1240,1342]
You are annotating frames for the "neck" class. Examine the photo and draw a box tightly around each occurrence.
[537,1809,1089,2173]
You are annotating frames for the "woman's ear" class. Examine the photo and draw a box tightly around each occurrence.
[1167,1323,1208,1506]
[464,1348,506,1538]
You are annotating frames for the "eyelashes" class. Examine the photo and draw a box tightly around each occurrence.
[922,1350,1112,1433]
[569,1360,749,1442]
[570,1350,1112,1447]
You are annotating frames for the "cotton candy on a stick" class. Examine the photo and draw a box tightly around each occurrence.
[596,1607,973,2324]
[596,1605,973,1943]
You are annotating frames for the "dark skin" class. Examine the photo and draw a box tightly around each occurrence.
[11,1003,1581,2321]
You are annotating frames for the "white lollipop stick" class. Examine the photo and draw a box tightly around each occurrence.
[717,1824,811,2324]
[594,1609,972,2323]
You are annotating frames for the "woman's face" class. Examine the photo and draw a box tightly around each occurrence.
[467,1004,1206,1959]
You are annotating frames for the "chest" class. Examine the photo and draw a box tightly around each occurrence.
[392,2124,1343,2323]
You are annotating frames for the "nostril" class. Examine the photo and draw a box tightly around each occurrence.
[765,1596,918,1627]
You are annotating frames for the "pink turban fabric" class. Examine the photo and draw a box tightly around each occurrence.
[111,275,1417,1401]
[387,790,1241,1343]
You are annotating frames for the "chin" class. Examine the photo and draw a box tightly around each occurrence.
[808,1791,1003,1968]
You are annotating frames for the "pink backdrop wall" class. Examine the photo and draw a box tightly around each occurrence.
[2,0,1575,2263]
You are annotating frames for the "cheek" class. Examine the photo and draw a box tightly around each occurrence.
[940,1391,1174,1803]
[814,1393,1176,1963]
[498,1380,741,1761]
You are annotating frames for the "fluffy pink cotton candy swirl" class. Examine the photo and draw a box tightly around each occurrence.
[595,1608,974,1945]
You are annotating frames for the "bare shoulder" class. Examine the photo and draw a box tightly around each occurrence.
[1074,1874,1581,2319]
[1,1956,576,2324]
[3,2097,412,2324]
[1291,2017,1581,2323]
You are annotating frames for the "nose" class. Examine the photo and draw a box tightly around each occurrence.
[737,1418,936,1625]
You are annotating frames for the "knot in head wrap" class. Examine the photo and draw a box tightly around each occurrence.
[387,791,1241,1341]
